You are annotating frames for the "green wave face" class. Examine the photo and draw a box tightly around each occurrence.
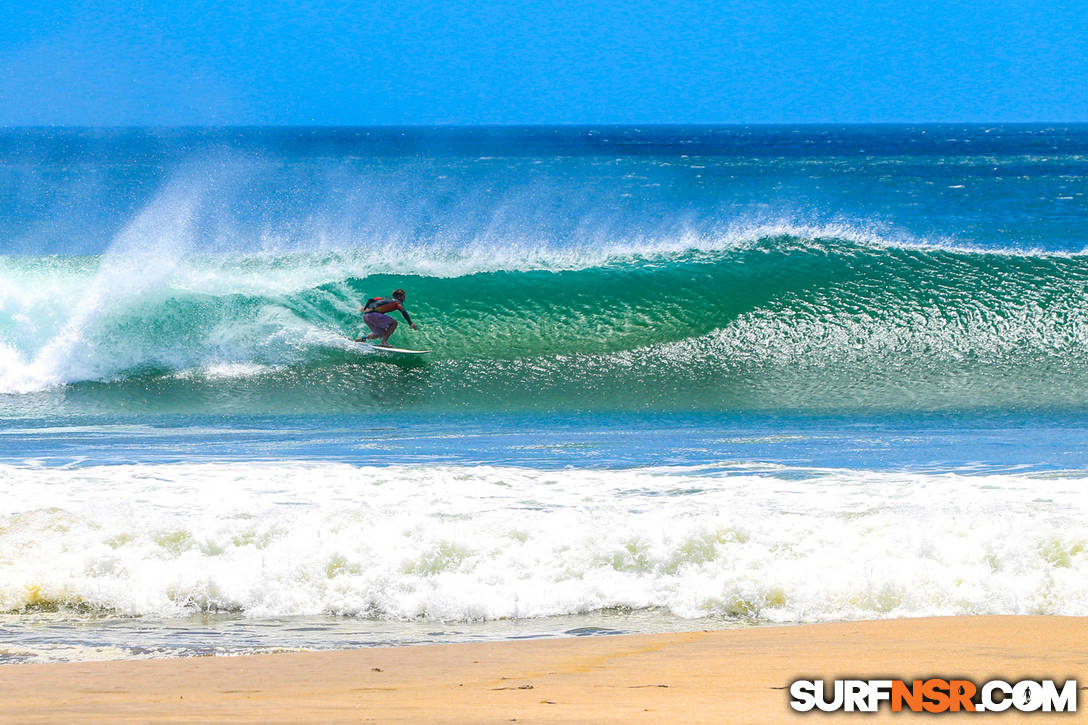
[5,235,1088,413]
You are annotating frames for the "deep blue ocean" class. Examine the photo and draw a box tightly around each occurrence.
[3,126,1088,663]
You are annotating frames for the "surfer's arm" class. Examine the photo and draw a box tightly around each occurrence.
[398,304,416,328]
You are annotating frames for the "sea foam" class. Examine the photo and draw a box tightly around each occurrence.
[3,462,1086,623]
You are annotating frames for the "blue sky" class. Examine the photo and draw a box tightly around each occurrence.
[1,0,1086,125]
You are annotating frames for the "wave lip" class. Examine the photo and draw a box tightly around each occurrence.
[3,463,1087,622]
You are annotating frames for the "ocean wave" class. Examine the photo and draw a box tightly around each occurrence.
[2,462,1086,622]
[4,232,1088,410]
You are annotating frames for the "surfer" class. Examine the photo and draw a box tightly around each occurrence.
[356,288,417,347]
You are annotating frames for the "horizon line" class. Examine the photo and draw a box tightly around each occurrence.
[3,121,1088,131]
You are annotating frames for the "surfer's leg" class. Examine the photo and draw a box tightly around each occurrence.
[378,320,398,346]
[361,312,395,344]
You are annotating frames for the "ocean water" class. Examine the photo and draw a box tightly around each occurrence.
[3,126,1088,663]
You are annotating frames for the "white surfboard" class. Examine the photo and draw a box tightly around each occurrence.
[352,341,430,355]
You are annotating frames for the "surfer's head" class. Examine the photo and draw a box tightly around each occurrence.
[392,289,406,301]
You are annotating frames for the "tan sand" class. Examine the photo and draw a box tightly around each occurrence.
[1,616,1085,723]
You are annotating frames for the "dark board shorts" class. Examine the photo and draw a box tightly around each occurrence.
[363,312,396,336]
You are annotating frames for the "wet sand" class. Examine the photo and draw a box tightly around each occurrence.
[1,616,1085,723]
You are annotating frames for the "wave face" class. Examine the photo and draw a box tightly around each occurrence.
[4,462,1087,623]
[5,234,1088,412]
[5,125,1088,414]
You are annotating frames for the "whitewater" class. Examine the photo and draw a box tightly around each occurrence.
[3,125,1088,662]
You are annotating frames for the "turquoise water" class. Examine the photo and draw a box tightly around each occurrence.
[3,126,1088,662]
[8,238,1088,414]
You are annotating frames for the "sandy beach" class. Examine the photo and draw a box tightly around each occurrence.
[1,616,1084,723]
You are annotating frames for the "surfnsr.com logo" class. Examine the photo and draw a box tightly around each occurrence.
[789,678,1077,713]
